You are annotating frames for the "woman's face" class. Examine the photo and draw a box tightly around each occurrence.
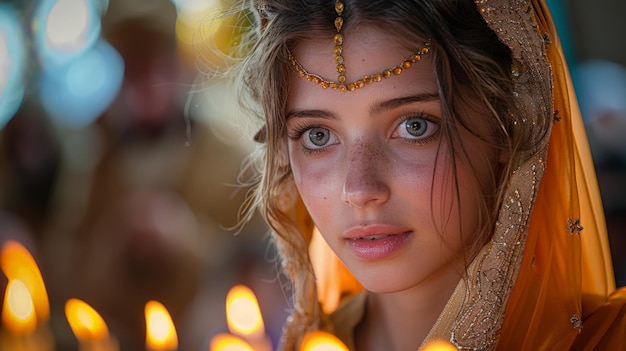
[286,26,496,294]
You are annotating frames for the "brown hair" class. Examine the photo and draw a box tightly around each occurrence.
[213,0,544,349]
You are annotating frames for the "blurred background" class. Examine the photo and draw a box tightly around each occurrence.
[0,0,624,350]
[0,0,287,350]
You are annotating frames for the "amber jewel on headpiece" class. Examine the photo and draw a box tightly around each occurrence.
[288,0,431,92]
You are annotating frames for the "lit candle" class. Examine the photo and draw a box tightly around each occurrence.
[0,279,54,351]
[224,285,272,351]
[0,241,54,351]
[65,298,119,351]
[2,279,36,332]
[145,300,178,351]
[210,333,254,351]
[299,331,349,351]
[421,339,459,351]
[0,240,50,321]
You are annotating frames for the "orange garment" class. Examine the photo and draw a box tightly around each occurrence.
[498,1,625,349]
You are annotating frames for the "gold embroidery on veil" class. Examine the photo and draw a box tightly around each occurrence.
[432,0,555,349]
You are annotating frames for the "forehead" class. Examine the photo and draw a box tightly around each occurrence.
[290,25,423,84]
[286,25,437,109]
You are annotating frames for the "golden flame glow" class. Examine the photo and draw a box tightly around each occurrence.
[65,298,109,341]
[209,333,254,351]
[2,279,37,334]
[300,331,349,351]
[225,285,265,338]
[45,0,90,50]
[185,1,256,70]
[421,340,459,351]
[309,227,362,314]
[0,240,49,322]
[174,0,219,65]
[145,300,178,351]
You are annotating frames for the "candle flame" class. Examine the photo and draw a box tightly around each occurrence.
[422,340,459,351]
[0,240,49,322]
[65,298,110,341]
[209,333,254,351]
[45,0,90,51]
[300,331,349,351]
[2,279,37,334]
[225,285,265,338]
[145,300,178,350]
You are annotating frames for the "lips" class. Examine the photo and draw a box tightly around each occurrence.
[343,225,412,260]
[361,234,393,240]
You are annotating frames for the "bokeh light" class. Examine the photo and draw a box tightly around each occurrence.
[33,0,103,66]
[32,0,122,128]
[39,38,124,128]
[172,0,220,66]
[0,4,27,128]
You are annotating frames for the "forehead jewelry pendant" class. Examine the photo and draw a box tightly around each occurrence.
[287,0,431,92]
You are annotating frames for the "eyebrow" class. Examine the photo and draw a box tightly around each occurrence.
[369,92,440,115]
[286,92,440,120]
[286,108,333,120]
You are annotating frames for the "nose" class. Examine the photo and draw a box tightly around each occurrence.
[341,140,391,208]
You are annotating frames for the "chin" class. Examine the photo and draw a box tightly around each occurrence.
[356,274,419,295]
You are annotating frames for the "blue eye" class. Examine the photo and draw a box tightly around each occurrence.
[307,127,330,146]
[405,117,428,137]
[296,126,339,151]
[393,115,439,143]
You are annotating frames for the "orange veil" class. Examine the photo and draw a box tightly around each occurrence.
[497,1,626,349]
[310,0,626,349]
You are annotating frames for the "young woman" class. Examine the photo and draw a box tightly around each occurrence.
[205,0,626,349]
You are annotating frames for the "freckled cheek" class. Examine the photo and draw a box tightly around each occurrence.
[391,146,439,181]
[292,166,342,230]
[289,153,343,206]
[428,154,486,246]
[417,152,460,222]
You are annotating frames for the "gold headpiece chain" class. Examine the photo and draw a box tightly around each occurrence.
[288,0,431,92]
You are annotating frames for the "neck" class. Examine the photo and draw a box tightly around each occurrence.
[355,262,463,351]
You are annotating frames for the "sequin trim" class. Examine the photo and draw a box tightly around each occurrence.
[449,1,555,349]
